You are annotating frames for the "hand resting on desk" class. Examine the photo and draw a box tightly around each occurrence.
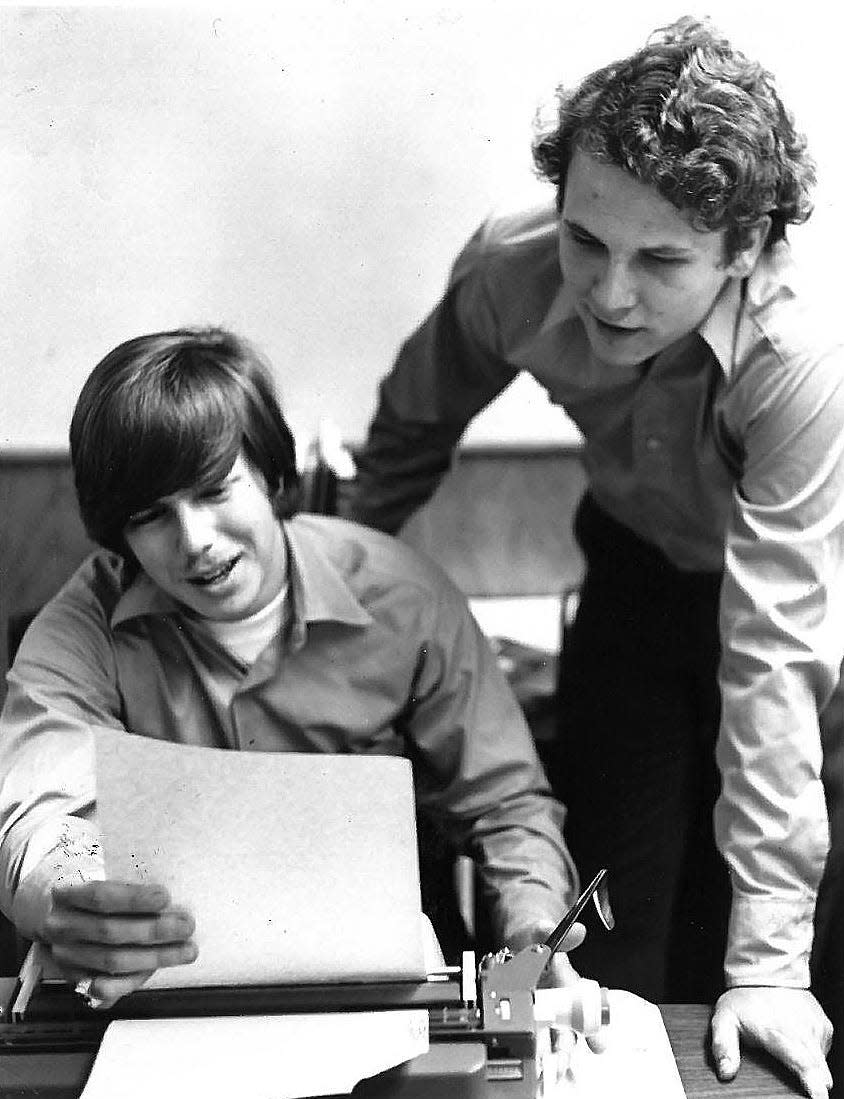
[42,880,197,1009]
[711,986,833,1099]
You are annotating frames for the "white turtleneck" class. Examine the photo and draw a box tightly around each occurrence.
[196,583,288,667]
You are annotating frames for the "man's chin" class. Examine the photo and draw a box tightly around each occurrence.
[591,345,653,370]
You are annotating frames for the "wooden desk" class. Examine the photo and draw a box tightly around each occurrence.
[662,1004,800,1097]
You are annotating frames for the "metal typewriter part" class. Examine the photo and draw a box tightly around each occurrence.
[0,943,610,1098]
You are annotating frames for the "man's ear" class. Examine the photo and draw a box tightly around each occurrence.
[725,215,772,278]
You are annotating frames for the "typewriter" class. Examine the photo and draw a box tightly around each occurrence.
[0,935,609,1099]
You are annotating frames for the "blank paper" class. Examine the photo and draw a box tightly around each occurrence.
[79,1010,429,1099]
[95,733,427,988]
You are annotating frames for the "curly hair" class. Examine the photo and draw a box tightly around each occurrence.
[70,327,301,557]
[533,16,815,259]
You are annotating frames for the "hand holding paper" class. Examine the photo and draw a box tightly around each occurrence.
[94,732,426,989]
[44,880,197,1009]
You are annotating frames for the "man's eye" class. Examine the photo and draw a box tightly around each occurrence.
[127,506,164,527]
[568,229,602,249]
[199,485,227,502]
[643,253,687,267]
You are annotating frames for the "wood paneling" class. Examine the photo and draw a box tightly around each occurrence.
[400,447,587,597]
[0,456,95,698]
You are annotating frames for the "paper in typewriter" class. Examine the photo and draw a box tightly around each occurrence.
[95,733,427,987]
[80,1010,429,1099]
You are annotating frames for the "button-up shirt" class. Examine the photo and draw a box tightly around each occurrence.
[349,203,844,987]
[0,514,576,946]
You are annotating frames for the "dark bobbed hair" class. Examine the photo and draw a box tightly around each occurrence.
[70,327,300,555]
[532,16,815,260]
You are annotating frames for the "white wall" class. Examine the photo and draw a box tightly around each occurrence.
[1,2,841,452]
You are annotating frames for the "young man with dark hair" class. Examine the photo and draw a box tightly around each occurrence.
[0,327,581,1010]
[348,17,844,1098]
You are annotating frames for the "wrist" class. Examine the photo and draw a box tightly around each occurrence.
[506,923,555,953]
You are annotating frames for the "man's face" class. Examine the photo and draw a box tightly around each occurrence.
[123,452,287,622]
[558,149,754,368]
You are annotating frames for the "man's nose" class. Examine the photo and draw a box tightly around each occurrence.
[590,258,637,314]
[173,502,214,556]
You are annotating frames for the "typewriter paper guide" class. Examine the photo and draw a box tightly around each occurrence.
[95,733,427,988]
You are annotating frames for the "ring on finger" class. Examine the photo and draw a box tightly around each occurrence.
[73,976,105,1010]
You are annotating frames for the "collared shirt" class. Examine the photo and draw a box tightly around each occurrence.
[0,514,576,946]
[348,203,844,987]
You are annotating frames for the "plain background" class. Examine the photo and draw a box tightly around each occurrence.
[2,2,841,452]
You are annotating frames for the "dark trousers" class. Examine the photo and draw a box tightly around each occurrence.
[549,494,729,1003]
[815,678,844,1094]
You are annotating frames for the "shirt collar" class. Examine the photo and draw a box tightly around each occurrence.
[697,277,743,378]
[110,517,373,648]
[283,518,372,651]
[698,243,796,378]
[111,569,179,627]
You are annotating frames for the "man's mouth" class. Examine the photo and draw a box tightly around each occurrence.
[187,555,240,587]
[591,314,641,336]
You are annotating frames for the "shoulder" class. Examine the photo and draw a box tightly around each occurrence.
[740,244,844,372]
[724,247,844,459]
[14,551,128,667]
[453,202,560,284]
[449,202,564,341]
[287,514,471,618]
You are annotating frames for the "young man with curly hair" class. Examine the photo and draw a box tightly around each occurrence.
[348,18,844,1098]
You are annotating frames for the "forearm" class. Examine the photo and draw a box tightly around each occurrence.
[350,410,462,533]
[9,817,104,941]
[467,790,577,946]
[348,255,518,532]
[716,578,837,986]
[716,680,828,988]
[0,669,108,929]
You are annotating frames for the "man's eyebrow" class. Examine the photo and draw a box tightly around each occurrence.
[639,243,696,257]
[564,218,695,257]
[563,218,602,240]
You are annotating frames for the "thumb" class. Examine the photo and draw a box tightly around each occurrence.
[710,1003,742,1081]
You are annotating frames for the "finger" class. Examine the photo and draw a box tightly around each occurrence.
[544,953,580,989]
[710,1004,741,1081]
[61,968,158,1011]
[799,1067,833,1099]
[52,881,171,914]
[50,938,198,976]
[819,1013,834,1057]
[44,908,195,947]
[557,922,586,952]
[771,1039,832,1099]
[586,1030,609,1054]
[744,1026,832,1099]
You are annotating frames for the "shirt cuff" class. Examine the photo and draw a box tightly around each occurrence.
[725,894,815,988]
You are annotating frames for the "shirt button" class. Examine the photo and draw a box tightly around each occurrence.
[645,436,661,451]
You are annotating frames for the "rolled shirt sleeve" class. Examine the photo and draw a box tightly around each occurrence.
[717,335,844,987]
[0,578,121,937]
[403,573,578,944]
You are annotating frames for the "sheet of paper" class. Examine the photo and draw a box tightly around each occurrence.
[95,733,427,987]
[79,1009,429,1099]
[560,991,686,1098]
